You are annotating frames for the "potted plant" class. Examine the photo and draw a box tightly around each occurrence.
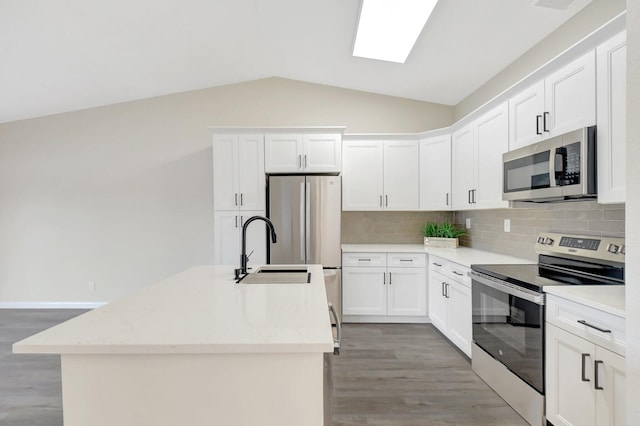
[422,221,466,248]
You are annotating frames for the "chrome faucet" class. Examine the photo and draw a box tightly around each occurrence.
[237,216,277,277]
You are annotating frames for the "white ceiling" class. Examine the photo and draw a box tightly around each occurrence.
[0,0,593,124]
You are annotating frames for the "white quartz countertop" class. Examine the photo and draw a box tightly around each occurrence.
[13,265,334,355]
[545,285,625,318]
[342,244,533,267]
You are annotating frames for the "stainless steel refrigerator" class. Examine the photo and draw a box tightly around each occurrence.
[267,175,342,316]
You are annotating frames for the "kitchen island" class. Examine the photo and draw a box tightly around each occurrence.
[13,265,334,426]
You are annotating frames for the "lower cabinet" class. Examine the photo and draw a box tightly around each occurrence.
[428,256,472,357]
[545,295,626,426]
[342,252,427,323]
[213,210,266,267]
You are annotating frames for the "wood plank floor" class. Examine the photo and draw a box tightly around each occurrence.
[1,311,527,425]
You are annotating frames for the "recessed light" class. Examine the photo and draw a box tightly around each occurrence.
[353,0,438,64]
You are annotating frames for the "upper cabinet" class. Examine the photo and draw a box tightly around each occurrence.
[509,51,596,150]
[452,103,509,210]
[213,134,265,211]
[265,133,342,173]
[596,31,627,204]
[419,134,451,211]
[342,140,419,211]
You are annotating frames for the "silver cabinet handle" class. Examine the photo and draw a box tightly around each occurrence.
[235,193,238,206]
[383,272,386,285]
[432,262,442,267]
[468,190,472,204]
[543,111,550,132]
[452,271,463,276]
[379,195,383,207]
[385,195,388,207]
[235,216,238,228]
[298,154,302,168]
[399,259,413,263]
[304,154,307,168]
[240,193,243,206]
[389,272,392,285]
[358,258,371,262]
[328,303,341,355]
[441,282,446,297]
[446,193,449,206]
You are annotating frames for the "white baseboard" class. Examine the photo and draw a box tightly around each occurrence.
[0,301,107,309]
[342,315,430,324]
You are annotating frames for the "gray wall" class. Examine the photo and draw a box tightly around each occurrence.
[453,201,625,261]
[0,77,453,303]
[454,0,626,120]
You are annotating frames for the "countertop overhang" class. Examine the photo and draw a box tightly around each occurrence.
[13,265,334,355]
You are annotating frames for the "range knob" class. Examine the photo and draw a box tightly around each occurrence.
[537,236,546,244]
[607,244,620,254]
[545,237,554,245]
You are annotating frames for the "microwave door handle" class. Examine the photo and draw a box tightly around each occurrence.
[548,150,557,187]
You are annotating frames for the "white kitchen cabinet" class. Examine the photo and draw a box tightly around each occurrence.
[546,294,626,426]
[213,134,265,211]
[597,31,627,204]
[342,252,427,322]
[451,102,509,211]
[419,134,452,210]
[264,133,341,173]
[213,210,267,267]
[428,256,472,357]
[509,51,596,150]
[342,140,419,211]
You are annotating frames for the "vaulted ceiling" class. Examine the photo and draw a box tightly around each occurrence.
[0,0,593,123]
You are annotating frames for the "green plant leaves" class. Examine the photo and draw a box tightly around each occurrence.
[422,221,466,238]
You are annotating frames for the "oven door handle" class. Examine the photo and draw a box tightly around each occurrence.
[470,272,544,305]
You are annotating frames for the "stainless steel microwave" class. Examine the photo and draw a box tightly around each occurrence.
[502,126,596,202]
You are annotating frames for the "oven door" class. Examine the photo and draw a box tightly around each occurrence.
[471,273,545,394]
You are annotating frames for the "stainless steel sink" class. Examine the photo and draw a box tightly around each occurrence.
[239,265,311,284]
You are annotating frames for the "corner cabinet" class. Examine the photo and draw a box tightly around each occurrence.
[508,50,596,150]
[264,133,342,173]
[428,256,472,357]
[342,139,419,211]
[596,31,627,204]
[545,294,626,426]
[342,252,427,323]
[451,102,509,211]
[419,134,452,210]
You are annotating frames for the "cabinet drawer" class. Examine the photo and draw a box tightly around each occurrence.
[547,294,625,357]
[429,256,448,274]
[387,253,426,268]
[342,253,386,267]
[446,263,471,287]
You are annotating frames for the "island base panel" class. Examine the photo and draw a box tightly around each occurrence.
[61,352,325,426]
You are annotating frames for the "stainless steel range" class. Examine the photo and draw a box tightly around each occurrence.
[469,233,625,426]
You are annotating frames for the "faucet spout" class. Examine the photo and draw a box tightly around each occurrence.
[239,216,277,276]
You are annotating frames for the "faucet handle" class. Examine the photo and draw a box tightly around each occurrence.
[246,249,254,260]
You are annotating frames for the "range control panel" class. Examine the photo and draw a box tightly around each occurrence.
[535,232,625,263]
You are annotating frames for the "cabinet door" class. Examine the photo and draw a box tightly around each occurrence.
[597,31,627,204]
[428,270,448,333]
[451,124,475,210]
[383,141,419,210]
[342,140,384,211]
[237,135,265,211]
[303,134,341,173]
[544,50,596,137]
[419,135,452,210]
[546,324,596,426]
[474,102,509,209]
[595,346,626,426]
[213,211,240,265]
[213,134,239,211]
[387,267,427,317]
[508,80,545,150]
[446,280,472,357]
[239,211,267,268]
[264,134,303,173]
[342,267,387,316]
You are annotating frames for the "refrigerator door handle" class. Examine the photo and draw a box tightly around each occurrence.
[299,182,305,262]
[306,181,311,263]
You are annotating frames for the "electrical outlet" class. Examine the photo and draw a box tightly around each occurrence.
[465,218,471,229]
[88,281,95,292]
[504,219,511,233]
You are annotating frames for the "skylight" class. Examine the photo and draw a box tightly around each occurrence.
[353,0,438,64]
